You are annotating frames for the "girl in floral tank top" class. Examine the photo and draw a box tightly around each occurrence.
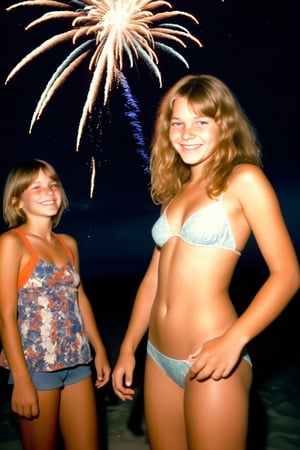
[0,159,111,450]
[0,228,92,372]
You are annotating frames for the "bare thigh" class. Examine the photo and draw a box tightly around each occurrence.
[184,360,252,450]
[144,354,188,450]
[59,377,99,450]
[18,389,61,450]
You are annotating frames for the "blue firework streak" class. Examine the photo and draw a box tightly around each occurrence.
[116,71,150,174]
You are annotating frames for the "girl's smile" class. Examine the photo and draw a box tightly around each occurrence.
[169,97,220,166]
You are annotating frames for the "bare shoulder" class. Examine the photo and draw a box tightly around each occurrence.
[0,229,24,266]
[0,229,21,248]
[229,164,275,196]
[231,163,267,183]
[56,232,78,252]
[228,164,283,226]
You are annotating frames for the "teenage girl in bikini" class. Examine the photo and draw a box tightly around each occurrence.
[112,75,299,450]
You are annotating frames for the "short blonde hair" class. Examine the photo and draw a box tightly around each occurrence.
[3,159,69,228]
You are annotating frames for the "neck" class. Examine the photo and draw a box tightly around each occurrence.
[25,229,53,242]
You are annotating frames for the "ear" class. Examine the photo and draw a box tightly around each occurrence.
[12,196,21,208]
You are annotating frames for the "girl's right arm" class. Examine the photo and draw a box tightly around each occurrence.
[0,231,38,419]
[112,247,160,401]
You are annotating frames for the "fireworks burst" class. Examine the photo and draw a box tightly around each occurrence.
[5,0,202,151]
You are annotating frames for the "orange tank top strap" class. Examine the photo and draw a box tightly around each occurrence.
[53,233,74,263]
[12,228,39,290]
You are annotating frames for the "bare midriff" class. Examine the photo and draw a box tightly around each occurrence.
[148,239,241,360]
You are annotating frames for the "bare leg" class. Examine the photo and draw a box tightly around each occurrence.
[18,389,61,450]
[144,355,188,450]
[59,376,100,450]
[184,360,252,450]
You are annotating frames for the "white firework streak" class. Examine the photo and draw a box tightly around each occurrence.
[89,156,96,198]
[5,0,202,150]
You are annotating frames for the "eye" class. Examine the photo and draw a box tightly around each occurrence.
[170,120,182,128]
[50,182,59,189]
[196,119,208,126]
[31,184,41,190]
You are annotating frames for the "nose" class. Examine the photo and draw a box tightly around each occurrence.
[45,185,55,195]
[182,126,195,140]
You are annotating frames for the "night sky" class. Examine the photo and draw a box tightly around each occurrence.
[0,0,299,279]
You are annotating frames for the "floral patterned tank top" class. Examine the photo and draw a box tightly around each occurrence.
[0,228,92,372]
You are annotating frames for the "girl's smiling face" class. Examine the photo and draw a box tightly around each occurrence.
[169,97,220,167]
[18,169,62,219]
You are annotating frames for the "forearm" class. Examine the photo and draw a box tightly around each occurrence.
[79,298,107,354]
[0,318,31,383]
[228,268,300,348]
[120,275,156,355]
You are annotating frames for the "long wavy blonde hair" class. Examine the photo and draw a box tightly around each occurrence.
[150,74,262,205]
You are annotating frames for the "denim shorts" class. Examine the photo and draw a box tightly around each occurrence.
[8,364,92,391]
